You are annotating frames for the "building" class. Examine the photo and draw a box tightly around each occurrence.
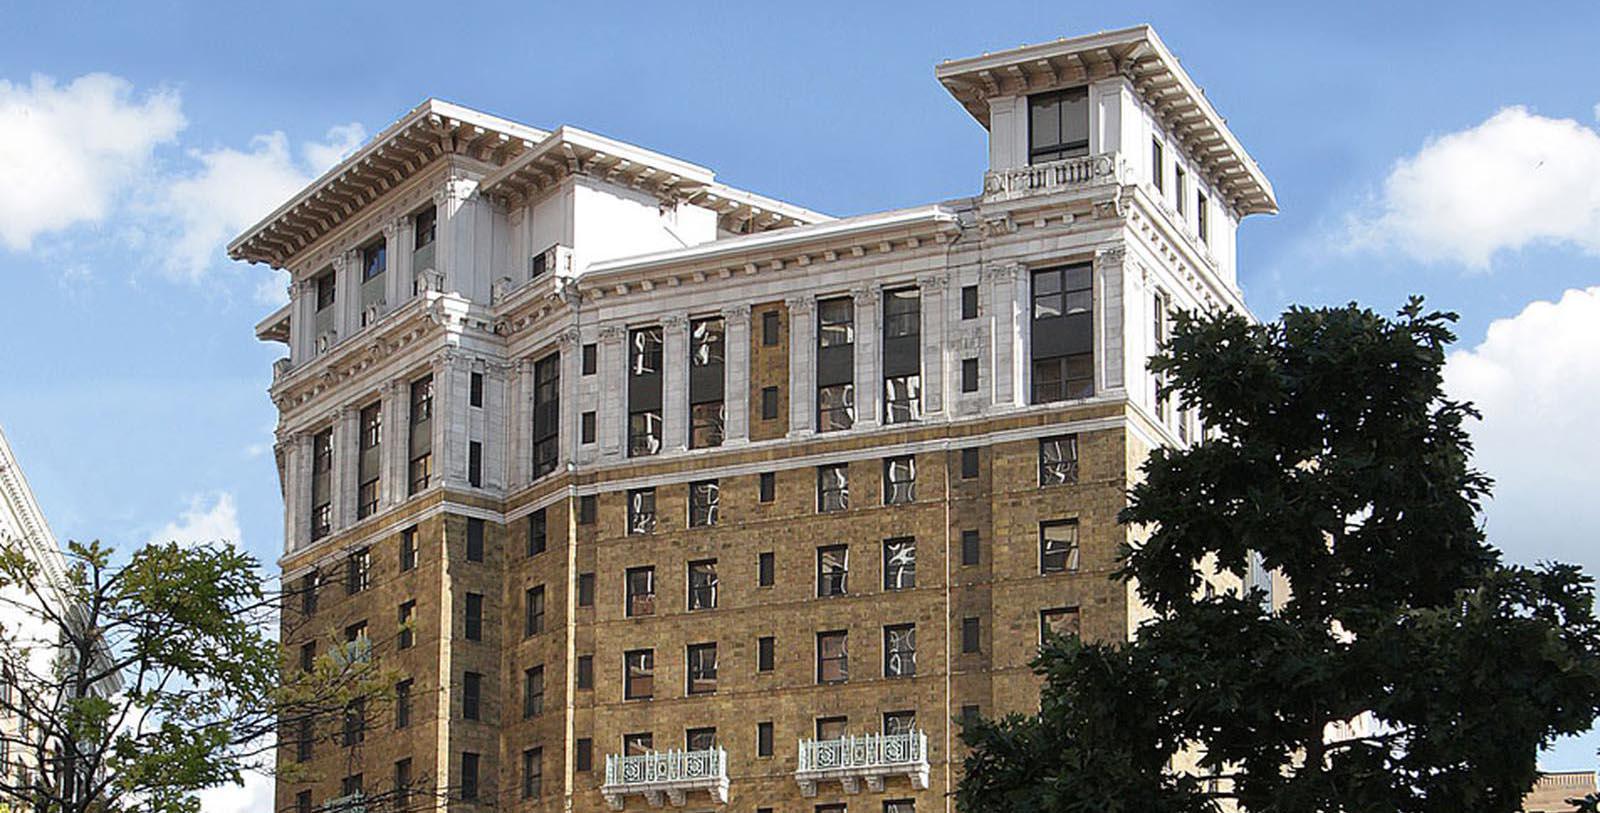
[1525,772,1598,813]
[0,423,72,795]
[238,25,1274,813]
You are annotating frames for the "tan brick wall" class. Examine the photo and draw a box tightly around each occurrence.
[748,301,789,442]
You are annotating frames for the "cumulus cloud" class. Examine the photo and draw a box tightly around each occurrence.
[148,492,242,547]
[156,123,365,281]
[199,768,273,813]
[1443,287,1600,571]
[1350,106,1600,267]
[0,73,184,250]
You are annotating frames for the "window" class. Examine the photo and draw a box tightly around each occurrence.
[525,585,546,635]
[462,671,481,720]
[884,456,915,504]
[687,643,718,694]
[758,551,775,587]
[342,774,364,800]
[692,316,725,366]
[688,560,718,610]
[1175,165,1187,214]
[628,488,657,535]
[581,410,596,443]
[578,494,596,524]
[816,716,848,741]
[960,704,981,725]
[1040,520,1081,574]
[686,727,717,751]
[465,518,484,562]
[576,738,593,772]
[300,641,316,672]
[961,530,980,566]
[1153,290,1170,422]
[884,538,916,590]
[1198,191,1209,243]
[757,636,775,672]
[626,568,656,617]
[885,800,916,813]
[1031,265,1094,403]
[400,526,417,571]
[883,710,916,736]
[629,327,664,458]
[757,721,774,757]
[882,287,918,337]
[296,791,311,813]
[467,440,482,487]
[576,655,594,689]
[577,573,595,607]
[523,666,544,718]
[818,297,854,347]
[532,353,560,477]
[884,374,922,424]
[1028,87,1089,163]
[358,403,381,519]
[818,464,848,513]
[460,752,479,801]
[1040,434,1079,485]
[414,205,436,250]
[961,447,979,480]
[962,284,979,319]
[759,472,775,503]
[469,371,484,408]
[962,616,981,654]
[691,401,725,449]
[884,624,916,678]
[464,593,482,641]
[762,310,780,345]
[817,382,855,433]
[631,325,663,374]
[300,571,319,616]
[628,410,663,458]
[581,342,597,375]
[689,480,719,527]
[521,747,542,799]
[530,249,548,279]
[817,630,848,684]
[346,548,371,595]
[623,732,653,756]
[409,376,433,495]
[1041,607,1082,641]
[625,649,654,700]
[343,698,365,745]
[296,716,313,761]
[527,509,547,556]
[397,602,415,649]
[1151,138,1165,192]
[818,546,848,597]
[311,429,332,541]
[961,358,979,393]
[882,289,921,425]
[761,386,780,420]
[315,271,336,311]
[394,679,412,729]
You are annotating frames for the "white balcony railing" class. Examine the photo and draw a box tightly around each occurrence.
[602,747,728,809]
[983,153,1122,202]
[795,729,929,796]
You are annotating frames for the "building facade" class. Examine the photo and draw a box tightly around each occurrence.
[239,26,1275,813]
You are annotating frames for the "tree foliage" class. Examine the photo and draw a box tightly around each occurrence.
[0,538,382,813]
[957,299,1600,813]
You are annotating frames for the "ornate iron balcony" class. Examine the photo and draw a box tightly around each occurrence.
[602,746,728,809]
[982,153,1122,202]
[795,729,929,796]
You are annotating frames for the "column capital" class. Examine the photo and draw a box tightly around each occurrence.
[430,348,457,373]
[917,272,951,291]
[982,263,1023,282]
[598,324,627,342]
[1095,244,1127,265]
[785,294,815,316]
[661,314,689,333]
[382,220,398,240]
[850,285,880,306]
[721,303,752,322]
[558,327,581,348]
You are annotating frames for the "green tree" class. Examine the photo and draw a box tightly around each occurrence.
[957,299,1600,813]
[0,538,385,813]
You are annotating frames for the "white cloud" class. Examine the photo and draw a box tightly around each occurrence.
[1351,106,1600,267]
[156,124,365,281]
[1444,287,1600,571]
[198,768,273,813]
[0,73,184,250]
[148,492,242,547]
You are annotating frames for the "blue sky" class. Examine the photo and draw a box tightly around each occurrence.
[3,0,1600,796]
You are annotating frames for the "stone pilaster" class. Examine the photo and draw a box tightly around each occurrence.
[786,295,816,437]
[335,250,359,342]
[388,218,410,313]
[292,277,318,364]
[852,286,881,429]
[484,361,509,492]
[431,350,460,488]
[661,314,690,452]
[381,378,408,509]
[597,325,626,459]
[722,304,751,445]
[987,263,1025,409]
[557,328,581,470]
[513,357,535,485]
[331,405,358,531]
[1095,245,1126,394]
[286,432,313,553]
[918,273,950,416]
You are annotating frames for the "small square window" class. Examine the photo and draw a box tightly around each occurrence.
[1040,520,1080,574]
[758,551,775,587]
[761,386,780,420]
[578,495,596,525]
[883,538,915,590]
[689,480,720,528]
[1040,435,1079,485]
[961,358,979,393]
[625,649,655,700]
[524,585,546,635]
[628,488,657,535]
[961,284,978,319]
[581,343,597,375]
[527,509,547,557]
[818,464,849,513]
[686,726,717,751]
[576,738,593,772]
[757,721,774,757]
[469,371,483,408]
[818,545,848,597]
[688,560,718,611]
[461,752,479,801]
[577,654,594,690]
[581,411,596,444]
[577,572,595,607]
[961,530,980,566]
[687,643,718,695]
[464,593,483,641]
[886,800,916,813]
[1041,606,1081,642]
[883,710,916,735]
[626,567,656,617]
[816,630,848,684]
[462,672,481,720]
[467,441,482,488]
[623,732,653,756]
[400,526,417,571]
[759,471,776,503]
[762,310,780,345]
[883,456,915,505]
[523,666,544,718]
[465,518,484,562]
[962,616,981,653]
[960,704,980,725]
[960,447,979,480]
[757,636,775,672]
[883,623,916,678]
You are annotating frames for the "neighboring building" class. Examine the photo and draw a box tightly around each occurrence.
[239,25,1274,813]
[0,423,71,794]
[1526,772,1598,813]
